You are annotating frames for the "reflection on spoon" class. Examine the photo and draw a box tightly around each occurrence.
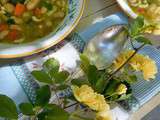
[84,25,128,69]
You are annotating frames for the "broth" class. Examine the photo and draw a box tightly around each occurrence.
[0,0,68,44]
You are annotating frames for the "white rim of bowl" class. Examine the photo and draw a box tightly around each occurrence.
[116,0,137,19]
[0,0,86,59]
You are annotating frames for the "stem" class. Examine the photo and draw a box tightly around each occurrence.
[129,37,137,51]
[64,102,79,109]
[105,93,117,99]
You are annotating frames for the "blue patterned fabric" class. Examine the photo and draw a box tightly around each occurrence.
[119,43,160,111]
[132,45,160,106]
[1,12,160,115]
[10,62,39,104]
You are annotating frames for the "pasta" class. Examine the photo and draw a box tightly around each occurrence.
[0,0,68,44]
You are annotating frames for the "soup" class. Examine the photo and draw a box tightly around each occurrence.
[0,0,67,44]
[128,0,160,35]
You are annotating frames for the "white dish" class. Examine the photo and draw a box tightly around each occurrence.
[0,0,85,58]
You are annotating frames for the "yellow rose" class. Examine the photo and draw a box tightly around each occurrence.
[131,55,157,80]
[129,54,144,71]
[114,50,158,80]
[71,85,95,103]
[141,58,157,80]
[116,84,127,95]
[96,110,113,120]
[72,85,110,112]
[87,94,110,111]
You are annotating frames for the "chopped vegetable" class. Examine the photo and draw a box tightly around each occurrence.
[26,0,40,10]
[14,3,26,16]
[7,18,15,25]
[7,29,20,41]
[0,0,68,44]
[0,30,9,39]
[40,1,53,11]
[34,8,42,16]
[11,0,26,5]
[0,24,8,32]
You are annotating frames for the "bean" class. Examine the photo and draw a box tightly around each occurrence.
[0,0,9,5]
[12,16,23,24]
[0,30,9,39]
[4,3,15,13]
[56,0,66,7]
[46,21,52,27]
[52,0,56,3]
[26,0,40,10]
[53,11,65,18]
[32,16,43,22]
[41,7,47,14]
[14,38,24,43]
[10,25,22,31]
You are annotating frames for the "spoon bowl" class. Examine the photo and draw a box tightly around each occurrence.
[84,25,128,69]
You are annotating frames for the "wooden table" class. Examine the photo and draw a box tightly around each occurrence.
[76,0,160,120]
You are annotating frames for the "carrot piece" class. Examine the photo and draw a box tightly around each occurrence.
[7,30,20,41]
[14,3,26,16]
[0,24,8,32]
[137,8,145,14]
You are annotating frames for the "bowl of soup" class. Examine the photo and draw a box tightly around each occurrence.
[116,0,160,35]
[0,0,85,58]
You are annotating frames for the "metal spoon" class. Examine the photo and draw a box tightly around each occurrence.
[84,25,128,69]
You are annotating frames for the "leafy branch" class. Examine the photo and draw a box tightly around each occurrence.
[0,16,154,120]
[80,16,153,100]
[108,43,145,79]
[106,16,152,82]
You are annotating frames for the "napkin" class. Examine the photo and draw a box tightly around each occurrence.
[119,43,160,112]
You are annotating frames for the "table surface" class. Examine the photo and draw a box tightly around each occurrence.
[76,0,160,120]
[0,1,159,120]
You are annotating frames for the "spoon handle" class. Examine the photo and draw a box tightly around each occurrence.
[79,12,128,43]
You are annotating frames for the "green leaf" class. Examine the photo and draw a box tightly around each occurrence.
[95,75,108,93]
[80,54,90,73]
[19,103,35,116]
[80,54,108,92]
[71,78,89,87]
[37,104,69,120]
[43,58,60,73]
[135,36,152,45]
[87,65,99,87]
[110,94,119,101]
[31,70,52,84]
[53,71,69,83]
[35,85,51,107]
[56,84,69,90]
[117,94,132,101]
[129,16,144,37]
[67,95,77,101]
[37,111,46,120]
[0,95,18,119]
[127,75,138,84]
[63,97,70,107]
[69,109,94,120]
[104,79,120,96]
